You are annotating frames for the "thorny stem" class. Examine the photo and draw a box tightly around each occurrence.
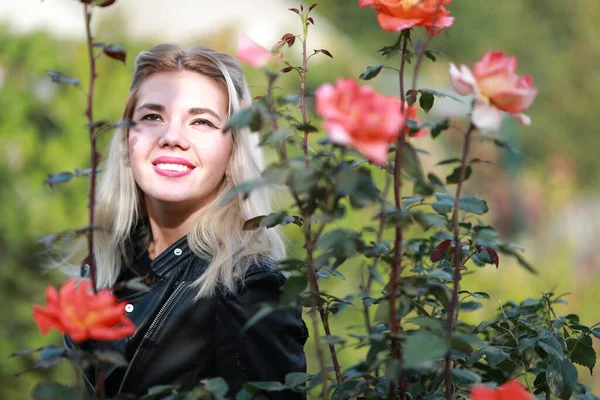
[388,29,410,400]
[411,0,446,92]
[299,35,310,167]
[444,123,475,399]
[266,77,288,163]
[296,10,343,393]
[83,4,99,295]
[83,5,105,399]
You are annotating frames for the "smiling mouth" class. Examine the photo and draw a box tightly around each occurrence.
[154,163,193,172]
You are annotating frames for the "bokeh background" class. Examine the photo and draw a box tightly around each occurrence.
[1,0,598,398]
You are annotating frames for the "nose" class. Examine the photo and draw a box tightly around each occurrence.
[157,120,190,150]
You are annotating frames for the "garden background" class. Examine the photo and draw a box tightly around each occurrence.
[0,0,598,398]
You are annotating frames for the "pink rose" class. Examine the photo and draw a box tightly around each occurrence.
[449,51,538,132]
[316,78,404,166]
[236,33,272,68]
[359,0,454,36]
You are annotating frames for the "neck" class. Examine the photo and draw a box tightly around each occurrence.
[145,199,205,259]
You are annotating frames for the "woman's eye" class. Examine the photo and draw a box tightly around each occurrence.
[141,113,162,121]
[192,119,217,128]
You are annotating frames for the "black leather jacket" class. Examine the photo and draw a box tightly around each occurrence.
[64,236,308,399]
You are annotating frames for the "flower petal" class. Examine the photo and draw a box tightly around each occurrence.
[472,101,503,133]
[376,13,423,32]
[470,385,497,400]
[449,63,475,96]
[236,33,271,68]
[354,140,390,166]
[512,113,531,126]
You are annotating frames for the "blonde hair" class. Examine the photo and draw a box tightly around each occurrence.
[91,44,285,298]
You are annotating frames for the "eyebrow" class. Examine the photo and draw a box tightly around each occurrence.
[135,103,222,122]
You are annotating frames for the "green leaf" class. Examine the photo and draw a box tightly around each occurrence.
[288,166,316,193]
[498,244,538,274]
[484,346,510,366]
[280,276,308,306]
[401,142,425,181]
[424,51,437,62]
[538,333,565,359]
[451,368,482,384]
[432,199,453,214]
[567,336,596,373]
[412,212,447,231]
[446,165,472,184]
[430,118,450,139]
[247,381,287,391]
[223,106,256,132]
[242,304,275,332]
[359,64,384,80]
[460,301,483,312]
[260,128,292,146]
[32,383,84,400]
[335,168,360,196]
[406,89,419,106]
[94,350,128,367]
[403,331,448,369]
[243,215,266,231]
[103,44,126,64]
[419,91,434,113]
[427,269,452,281]
[321,335,346,345]
[519,338,537,352]
[284,372,312,390]
[221,179,266,204]
[203,377,229,399]
[437,158,462,166]
[547,357,578,399]
[47,70,80,86]
[401,196,424,207]
[43,172,75,186]
[406,316,443,332]
[459,196,489,215]
[293,123,319,133]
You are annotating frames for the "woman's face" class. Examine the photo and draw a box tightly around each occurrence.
[128,70,232,211]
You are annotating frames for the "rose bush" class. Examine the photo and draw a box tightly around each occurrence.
[15,1,599,400]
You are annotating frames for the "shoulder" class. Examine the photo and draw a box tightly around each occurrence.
[217,258,286,305]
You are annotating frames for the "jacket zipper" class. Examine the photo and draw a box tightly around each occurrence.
[117,281,185,395]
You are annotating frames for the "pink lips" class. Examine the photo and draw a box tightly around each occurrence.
[151,156,195,178]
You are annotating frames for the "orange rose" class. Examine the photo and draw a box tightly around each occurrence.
[449,51,538,132]
[315,78,404,166]
[470,380,533,400]
[359,0,454,36]
[33,279,136,342]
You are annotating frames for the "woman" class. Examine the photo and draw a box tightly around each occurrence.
[64,44,308,399]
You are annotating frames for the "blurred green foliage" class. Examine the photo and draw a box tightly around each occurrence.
[1,0,599,398]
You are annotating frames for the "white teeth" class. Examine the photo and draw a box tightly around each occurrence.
[155,163,191,172]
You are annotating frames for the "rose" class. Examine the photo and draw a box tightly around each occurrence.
[235,33,274,68]
[449,51,538,132]
[33,279,136,342]
[470,380,533,400]
[359,0,454,36]
[315,78,404,166]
